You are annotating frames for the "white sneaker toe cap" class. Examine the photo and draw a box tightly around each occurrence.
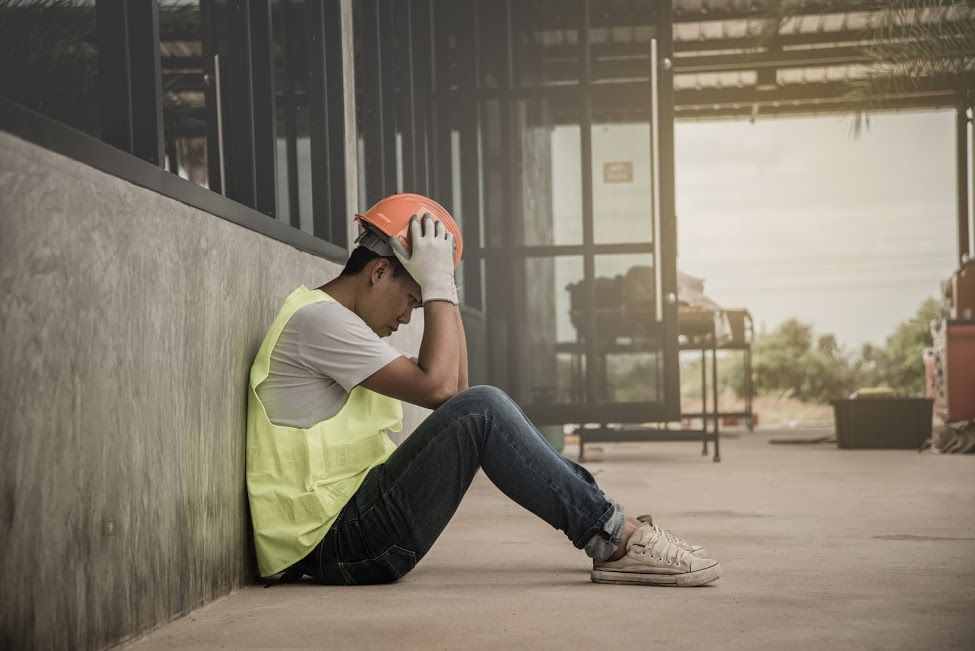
[690,557,719,572]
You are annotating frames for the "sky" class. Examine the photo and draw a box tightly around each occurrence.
[673,110,962,350]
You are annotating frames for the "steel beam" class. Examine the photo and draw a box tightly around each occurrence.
[674,23,966,54]
[224,0,277,215]
[394,0,417,191]
[249,0,277,217]
[675,94,965,121]
[959,105,972,264]
[307,0,350,244]
[676,77,964,108]
[96,0,164,166]
[281,0,300,228]
[671,0,959,24]
[537,42,873,75]
[356,0,385,204]
[378,0,398,194]
[581,0,599,408]
[656,0,681,422]
[127,1,164,166]
[676,45,871,73]
[411,0,432,195]
[199,0,223,195]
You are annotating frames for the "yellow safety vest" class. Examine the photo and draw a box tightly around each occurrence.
[246,285,402,577]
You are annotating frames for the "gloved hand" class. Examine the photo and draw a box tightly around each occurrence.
[389,213,458,305]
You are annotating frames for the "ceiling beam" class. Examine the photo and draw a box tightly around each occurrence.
[675,44,871,73]
[671,0,960,24]
[674,23,962,53]
[675,94,962,120]
[675,75,964,107]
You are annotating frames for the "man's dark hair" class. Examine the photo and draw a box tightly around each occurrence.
[340,246,410,277]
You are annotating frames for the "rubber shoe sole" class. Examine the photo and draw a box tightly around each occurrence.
[591,560,722,587]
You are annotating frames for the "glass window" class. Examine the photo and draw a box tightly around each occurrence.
[509,98,584,246]
[550,122,584,246]
[272,0,313,232]
[160,2,209,187]
[591,117,654,244]
[479,99,506,248]
[592,253,662,403]
[1,2,101,140]
[502,255,586,405]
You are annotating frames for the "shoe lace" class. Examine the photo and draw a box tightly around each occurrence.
[633,523,689,566]
[637,515,692,550]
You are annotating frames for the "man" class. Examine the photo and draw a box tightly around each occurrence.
[246,193,721,587]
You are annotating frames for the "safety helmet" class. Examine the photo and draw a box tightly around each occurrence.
[354,193,463,270]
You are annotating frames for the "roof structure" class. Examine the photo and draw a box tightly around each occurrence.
[518,0,973,122]
[671,0,974,121]
[150,2,973,126]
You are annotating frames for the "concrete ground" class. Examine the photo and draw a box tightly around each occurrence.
[124,429,975,650]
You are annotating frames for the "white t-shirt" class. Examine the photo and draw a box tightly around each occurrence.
[256,299,402,428]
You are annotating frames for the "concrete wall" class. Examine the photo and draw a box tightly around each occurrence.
[0,132,427,650]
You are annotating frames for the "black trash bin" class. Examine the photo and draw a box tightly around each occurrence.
[831,398,934,449]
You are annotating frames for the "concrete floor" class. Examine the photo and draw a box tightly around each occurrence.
[124,430,975,650]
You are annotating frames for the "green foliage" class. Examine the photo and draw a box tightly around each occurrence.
[744,319,857,402]
[720,296,942,404]
[872,297,941,397]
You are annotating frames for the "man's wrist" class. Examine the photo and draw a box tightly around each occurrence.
[421,279,458,305]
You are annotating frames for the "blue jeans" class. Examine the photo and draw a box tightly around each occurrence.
[293,386,625,585]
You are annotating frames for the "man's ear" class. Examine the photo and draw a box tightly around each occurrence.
[369,257,390,286]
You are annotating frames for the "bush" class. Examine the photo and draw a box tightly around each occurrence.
[719,297,941,403]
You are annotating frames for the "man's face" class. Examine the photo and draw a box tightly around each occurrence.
[363,260,422,338]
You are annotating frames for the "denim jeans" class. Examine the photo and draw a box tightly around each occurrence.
[293,386,624,585]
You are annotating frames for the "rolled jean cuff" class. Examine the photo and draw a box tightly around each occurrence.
[582,501,626,561]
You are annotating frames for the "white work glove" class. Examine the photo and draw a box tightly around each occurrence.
[389,213,458,305]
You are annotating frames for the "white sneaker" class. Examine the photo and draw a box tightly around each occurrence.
[637,514,709,559]
[592,521,722,587]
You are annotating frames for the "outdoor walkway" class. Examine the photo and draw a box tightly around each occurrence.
[124,429,975,650]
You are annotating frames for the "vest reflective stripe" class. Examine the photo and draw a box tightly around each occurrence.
[246,286,402,577]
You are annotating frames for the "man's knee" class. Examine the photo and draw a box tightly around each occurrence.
[444,385,512,411]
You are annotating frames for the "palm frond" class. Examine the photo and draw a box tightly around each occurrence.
[757,0,975,136]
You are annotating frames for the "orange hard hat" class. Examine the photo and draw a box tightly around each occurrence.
[354,193,463,269]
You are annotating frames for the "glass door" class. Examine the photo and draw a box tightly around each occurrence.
[432,0,679,425]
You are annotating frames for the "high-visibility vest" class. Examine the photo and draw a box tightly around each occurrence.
[246,286,402,577]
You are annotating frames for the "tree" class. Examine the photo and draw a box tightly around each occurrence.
[875,296,942,396]
[851,341,885,388]
[744,318,856,402]
[722,297,942,404]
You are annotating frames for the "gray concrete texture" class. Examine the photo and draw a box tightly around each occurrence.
[0,133,428,650]
[125,432,975,650]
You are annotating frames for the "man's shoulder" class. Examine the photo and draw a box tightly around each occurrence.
[293,299,364,333]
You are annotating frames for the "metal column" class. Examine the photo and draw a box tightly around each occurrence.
[96,0,164,166]
[958,106,972,264]
[224,0,277,215]
[308,0,352,245]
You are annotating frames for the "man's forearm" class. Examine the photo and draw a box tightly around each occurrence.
[417,300,461,402]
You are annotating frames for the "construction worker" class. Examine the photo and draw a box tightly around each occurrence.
[246,193,721,587]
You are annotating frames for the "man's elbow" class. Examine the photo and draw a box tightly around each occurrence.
[428,378,460,408]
